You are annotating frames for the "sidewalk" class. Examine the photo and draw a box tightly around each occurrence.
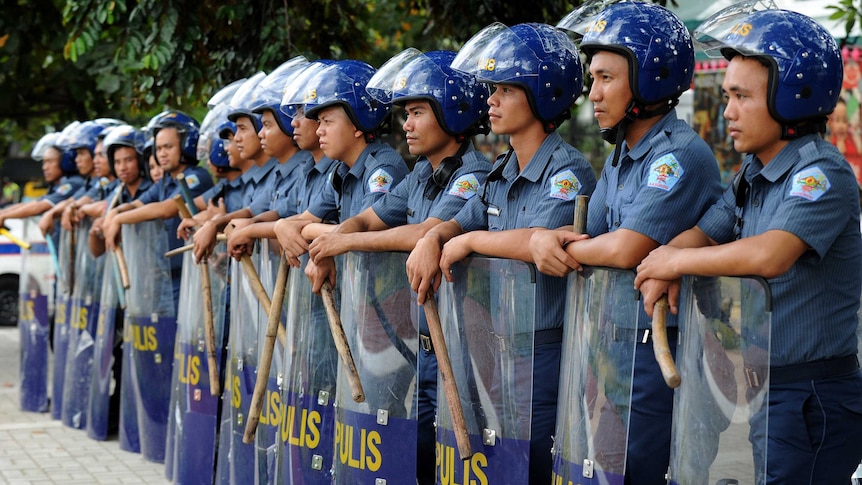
[0,327,170,484]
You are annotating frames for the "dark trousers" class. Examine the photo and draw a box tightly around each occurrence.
[416,348,438,485]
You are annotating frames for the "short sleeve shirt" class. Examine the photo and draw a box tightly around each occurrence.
[40,175,84,206]
[249,151,314,217]
[290,156,339,219]
[698,136,862,366]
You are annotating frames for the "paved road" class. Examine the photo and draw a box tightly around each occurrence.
[0,326,170,484]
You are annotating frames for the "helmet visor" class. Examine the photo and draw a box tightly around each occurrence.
[254,56,309,109]
[208,78,246,109]
[556,0,624,36]
[694,0,778,58]
[280,62,333,117]
[228,71,267,112]
[366,48,425,103]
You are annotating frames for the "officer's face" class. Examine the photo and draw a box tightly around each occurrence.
[487,83,535,136]
[155,128,183,174]
[258,110,293,159]
[225,133,243,168]
[588,51,633,130]
[402,100,453,163]
[92,141,111,178]
[315,106,362,162]
[291,108,321,152]
[234,116,262,161]
[113,146,141,185]
[42,148,62,183]
[75,147,95,176]
[722,56,784,163]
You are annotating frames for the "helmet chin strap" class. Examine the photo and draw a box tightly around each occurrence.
[599,98,679,167]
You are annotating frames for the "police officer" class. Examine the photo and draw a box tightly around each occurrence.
[528,4,722,483]
[306,49,492,484]
[406,23,597,484]
[635,5,862,483]
[272,59,409,263]
[0,123,84,230]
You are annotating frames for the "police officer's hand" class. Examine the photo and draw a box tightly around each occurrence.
[636,277,681,319]
[274,219,309,266]
[635,245,683,284]
[79,201,105,219]
[177,217,198,240]
[89,217,104,239]
[406,235,443,304]
[103,219,120,251]
[226,224,253,260]
[207,197,227,216]
[60,205,75,232]
[308,232,350,262]
[305,255,336,294]
[193,220,218,263]
[37,212,53,236]
[439,233,473,282]
[529,228,588,277]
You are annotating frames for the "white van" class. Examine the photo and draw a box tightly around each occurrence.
[0,218,54,326]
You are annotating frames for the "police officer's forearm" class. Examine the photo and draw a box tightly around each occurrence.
[2,200,52,221]
[461,228,537,262]
[568,228,659,269]
[420,219,464,249]
[348,218,444,253]
[211,208,252,231]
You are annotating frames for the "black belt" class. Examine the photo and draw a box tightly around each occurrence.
[768,355,859,386]
[612,325,678,344]
[419,333,434,354]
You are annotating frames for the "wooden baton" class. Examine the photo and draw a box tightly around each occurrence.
[164,234,228,258]
[652,295,681,388]
[107,184,131,290]
[243,251,290,443]
[173,194,220,394]
[424,293,472,459]
[321,281,364,402]
[238,254,287,348]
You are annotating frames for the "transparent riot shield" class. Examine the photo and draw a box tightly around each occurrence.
[62,219,104,429]
[86,252,123,440]
[214,249,265,485]
[552,268,639,485]
[51,227,75,420]
[165,242,229,485]
[253,238,286,484]
[436,256,537,484]
[123,220,177,463]
[333,251,418,483]
[119,298,140,453]
[667,276,771,485]
[277,253,339,485]
[19,218,52,413]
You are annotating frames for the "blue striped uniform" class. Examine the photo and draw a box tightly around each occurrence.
[240,158,277,209]
[453,130,596,483]
[591,110,721,485]
[40,175,84,206]
[698,134,862,483]
[278,156,339,219]
[248,151,314,216]
[307,141,409,222]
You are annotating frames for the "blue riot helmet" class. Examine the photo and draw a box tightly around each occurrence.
[279,60,337,119]
[252,57,310,135]
[31,132,60,162]
[218,120,237,140]
[53,121,81,175]
[197,79,246,162]
[151,110,201,164]
[300,60,389,140]
[66,120,106,156]
[208,78,246,109]
[104,124,146,176]
[368,49,490,139]
[144,110,173,138]
[209,138,230,170]
[94,118,126,129]
[451,22,583,132]
[226,72,267,133]
[573,1,694,108]
[694,2,841,137]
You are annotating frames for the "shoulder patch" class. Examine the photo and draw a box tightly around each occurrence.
[647,153,684,192]
[789,166,830,201]
[447,174,480,200]
[368,168,394,194]
[549,169,581,201]
[56,183,72,196]
[185,173,201,189]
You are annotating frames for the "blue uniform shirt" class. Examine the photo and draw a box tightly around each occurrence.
[249,151,314,216]
[241,158,278,209]
[373,145,491,227]
[284,156,339,218]
[82,177,119,202]
[454,131,597,331]
[307,141,409,222]
[697,135,862,366]
[119,178,153,205]
[137,165,214,273]
[41,175,84,206]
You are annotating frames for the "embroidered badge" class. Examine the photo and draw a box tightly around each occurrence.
[368,168,393,194]
[57,183,72,195]
[647,153,684,191]
[185,173,201,189]
[789,166,830,201]
[549,170,580,201]
[447,174,480,200]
